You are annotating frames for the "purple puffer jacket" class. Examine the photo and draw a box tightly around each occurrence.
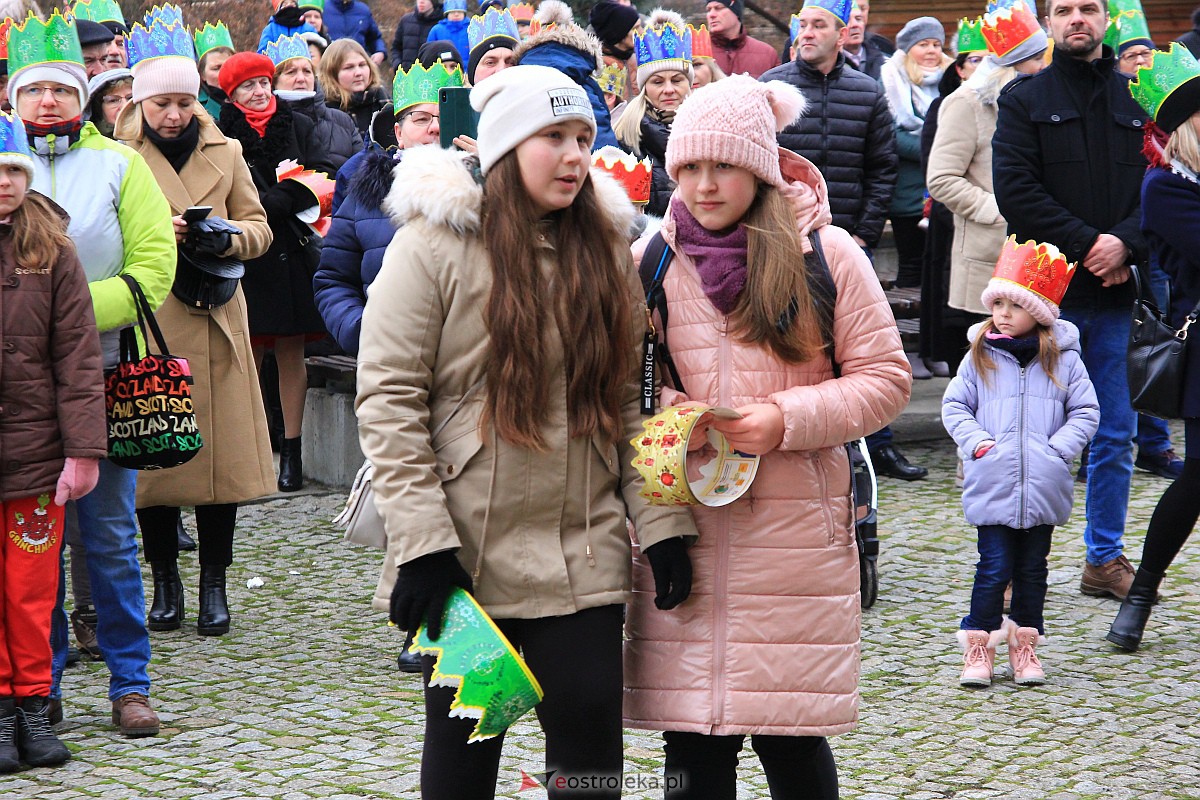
[942,320,1099,529]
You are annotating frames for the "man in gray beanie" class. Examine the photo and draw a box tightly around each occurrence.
[705,0,779,78]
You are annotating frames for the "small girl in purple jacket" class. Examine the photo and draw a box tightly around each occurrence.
[942,237,1099,688]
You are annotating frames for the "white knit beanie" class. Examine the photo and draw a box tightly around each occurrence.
[471,64,596,175]
[9,65,90,109]
[131,57,202,104]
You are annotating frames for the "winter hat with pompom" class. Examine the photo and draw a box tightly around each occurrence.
[666,74,807,188]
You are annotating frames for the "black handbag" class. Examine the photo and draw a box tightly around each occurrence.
[1127,267,1200,420]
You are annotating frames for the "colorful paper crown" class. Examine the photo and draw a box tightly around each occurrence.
[8,11,85,74]
[410,588,543,742]
[0,19,11,61]
[70,0,126,26]
[631,406,760,507]
[635,22,692,69]
[1130,42,1200,131]
[264,33,310,66]
[592,145,651,204]
[127,20,196,69]
[991,236,1076,308]
[1105,0,1151,51]
[469,7,520,51]
[444,0,468,13]
[596,61,626,98]
[508,1,536,23]
[957,17,988,55]
[982,0,1042,59]
[392,60,463,114]
[800,0,853,26]
[143,3,185,30]
[689,24,713,60]
[300,0,325,10]
[0,110,32,163]
[194,21,234,60]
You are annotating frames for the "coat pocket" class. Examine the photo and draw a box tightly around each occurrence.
[1113,112,1147,166]
[1030,108,1084,164]
[432,399,484,483]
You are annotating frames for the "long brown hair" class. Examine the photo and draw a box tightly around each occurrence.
[970,319,1063,388]
[480,152,635,450]
[11,191,74,273]
[731,184,825,364]
[317,39,383,110]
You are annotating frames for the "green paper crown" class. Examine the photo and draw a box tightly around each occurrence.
[1130,42,1200,121]
[300,0,325,10]
[8,11,84,75]
[70,0,126,26]
[1105,0,1148,50]
[194,21,234,60]
[392,60,463,114]
[957,17,988,55]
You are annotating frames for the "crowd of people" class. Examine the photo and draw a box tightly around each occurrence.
[0,0,1200,797]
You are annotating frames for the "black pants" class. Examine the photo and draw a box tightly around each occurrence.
[138,504,237,566]
[890,214,926,288]
[420,604,624,799]
[1137,421,1200,575]
[663,731,839,800]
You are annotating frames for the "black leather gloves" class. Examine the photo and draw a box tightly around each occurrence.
[187,216,241,255]
[644,537,692,610]
[389,551,474,641]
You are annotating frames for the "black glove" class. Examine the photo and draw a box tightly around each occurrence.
[389,550,474,641]
[187,216,241,255]
[644,537,692,610]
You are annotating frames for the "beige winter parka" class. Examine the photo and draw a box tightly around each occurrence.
[356,146,697,620]
[623,150,910,737]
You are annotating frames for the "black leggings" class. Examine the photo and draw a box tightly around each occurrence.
[138,504,237,566]
[1137,422,1200,575]
[663,731,838,800]
[420,604,624,799]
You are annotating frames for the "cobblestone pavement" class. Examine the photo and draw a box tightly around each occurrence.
[6,438,1200,799]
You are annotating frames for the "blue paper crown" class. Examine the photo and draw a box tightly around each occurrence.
[143,3,185,29]
[985,0,1033,15]
[265,33,311,66]
[127,19,196,68]
[444,0,468,13]
[0,111,32,162]
[634,22,692,69]
[800,0,853,26]
[469,7,519,51]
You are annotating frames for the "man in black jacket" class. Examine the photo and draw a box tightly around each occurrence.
[843,2,885,81]
[993,0,1147,601]
[391,0,442,70]
[761,6,927,481]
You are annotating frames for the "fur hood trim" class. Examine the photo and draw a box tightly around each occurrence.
[513,19,604,72]
[647,9,686,30]
[349,148,401,210]
[384,144,638,238]
[964,56,1017,108]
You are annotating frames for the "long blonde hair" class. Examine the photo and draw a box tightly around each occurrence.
[317,39,383,110]
[903,49,953,85]
[1165,118,1200,173]
[970,319,1063,388]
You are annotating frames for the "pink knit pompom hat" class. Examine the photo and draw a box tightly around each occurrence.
[665,74,807,188]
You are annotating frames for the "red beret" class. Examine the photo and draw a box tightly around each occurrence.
[218,52,276,98]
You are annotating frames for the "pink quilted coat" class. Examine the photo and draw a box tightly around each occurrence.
[623,150,911,737]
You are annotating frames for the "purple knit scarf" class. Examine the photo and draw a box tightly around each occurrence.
[670,198,749,315]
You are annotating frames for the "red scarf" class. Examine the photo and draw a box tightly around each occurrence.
[235,96,277,138]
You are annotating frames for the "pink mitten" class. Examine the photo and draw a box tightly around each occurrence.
[55,457,101,506]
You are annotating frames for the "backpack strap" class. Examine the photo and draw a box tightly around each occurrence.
[805,230,840,376]
[639,232,684,415]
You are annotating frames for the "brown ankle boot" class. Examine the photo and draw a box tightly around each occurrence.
[111,693,160,738]
[1080,555,1135,600]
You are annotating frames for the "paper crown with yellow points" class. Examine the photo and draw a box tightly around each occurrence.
[469,7,520,51]
[981,0,1042,60]
[798,0,852,28]
[957,17,988,55]
[508,1,536,24]
[127,19,195,68]
[7,11,84,75]
[264,33,310,66]
[689,24,713,60]
[143,3,185,29]
[596,61,627,99]
[70,0,125,26]
[0,110,34,180]
[194,21,234,61]
[392,59,463,115]
[1130,42,1200,132]
[631,406,760,507]
[981,236,1078,326]
[0,19,12,62]
[591,145,651,205]
[635,17,691,70]
[1105,0,1151,52]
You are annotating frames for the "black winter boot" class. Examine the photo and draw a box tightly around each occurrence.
[278,436,303,492]
[16,697,70,767]
[197,564,230,636]
[1106,567,1165,652]
[0,698,19,773]
[147,560,184,631]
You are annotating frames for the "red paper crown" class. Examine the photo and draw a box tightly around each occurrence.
[991,236,1076,306]
[591,146,652,205]
[689,24,713,60]
[0,19,12,61]
[982,1,1041,58]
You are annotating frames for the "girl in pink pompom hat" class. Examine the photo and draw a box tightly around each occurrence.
[624,73,912,798]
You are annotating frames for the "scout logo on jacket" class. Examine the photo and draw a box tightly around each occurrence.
[992,236,1076,305]
[981,0,1041,58]
[548,86,590,118]
[631,405,760,507]
[9,494,59,554]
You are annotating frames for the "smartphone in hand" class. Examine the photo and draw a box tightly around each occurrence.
[182,205,213,223]
[438,87,479,150]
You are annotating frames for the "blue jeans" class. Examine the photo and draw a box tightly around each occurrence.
[1060,307,1136,565]
[962,524,1053,634]
[50,460,151,701]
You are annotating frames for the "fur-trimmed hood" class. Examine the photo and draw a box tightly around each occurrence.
[513,17,604,72]
[383,144,637,238]
[964,56,1018,108]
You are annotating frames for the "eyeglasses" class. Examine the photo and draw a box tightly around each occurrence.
[1119,48,1154,66]
[102,93,133,107]
[18,86,75,101]
[403,111,440,128]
